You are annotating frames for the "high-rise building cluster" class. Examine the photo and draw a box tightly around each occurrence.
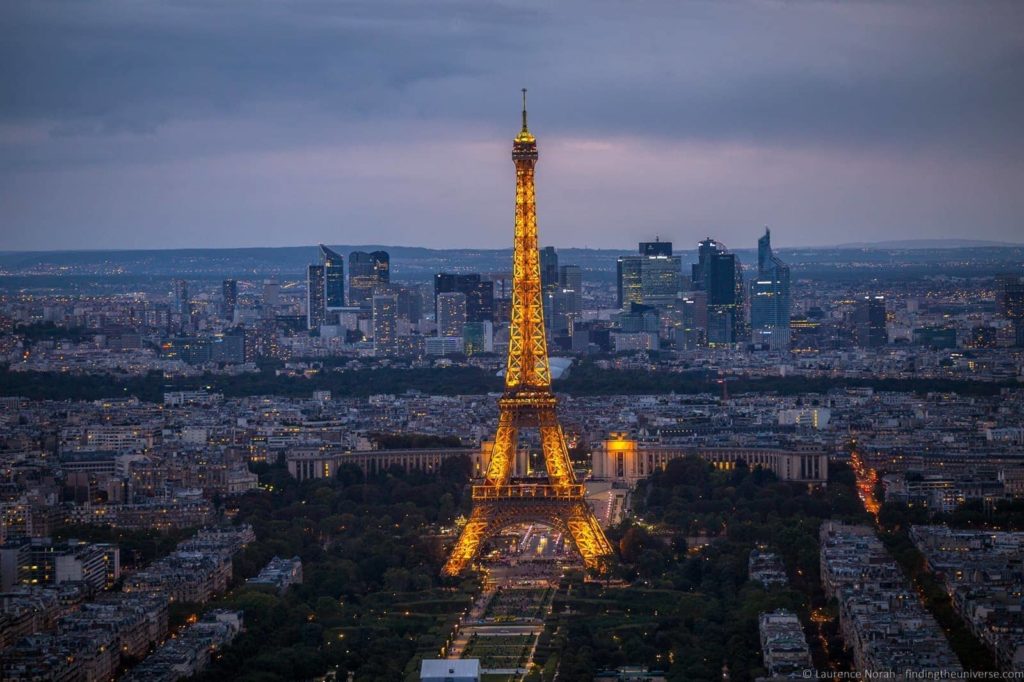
[299,230,1024,365]
[1,230,1019,379]
[434,273,494,325]
[537,246,584,337]
[610,234,751,350]
[301,246,526,358]
[600,228,987,354]
[279,232,1001,362]
[611,231,788,350]
[307,245,388,329]
[303,246,434,356]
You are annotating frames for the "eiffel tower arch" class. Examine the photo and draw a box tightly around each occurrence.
[442,92,614,576]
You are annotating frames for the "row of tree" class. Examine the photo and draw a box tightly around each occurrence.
[2,360,1013,403]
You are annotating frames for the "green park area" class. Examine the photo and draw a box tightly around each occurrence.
[152,450,873,681]
[186,456,480,682]
[546,457,870,681]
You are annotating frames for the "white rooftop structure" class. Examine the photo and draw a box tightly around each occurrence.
[420,659,480,682]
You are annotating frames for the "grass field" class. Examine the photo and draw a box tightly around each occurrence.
[484,587,552,621]
[463,633,535,669]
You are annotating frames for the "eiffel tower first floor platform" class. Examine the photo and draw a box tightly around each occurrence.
[441,484,614,576]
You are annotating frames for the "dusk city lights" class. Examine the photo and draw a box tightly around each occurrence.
[2,2,1024,681]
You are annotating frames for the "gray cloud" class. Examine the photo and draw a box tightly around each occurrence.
[1,0,1022,249]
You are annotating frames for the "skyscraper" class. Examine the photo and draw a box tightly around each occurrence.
[558,265,582,317]
[221,279,237,321]
[174,280,189,316]
[463,321,494,355]
[693,238,719,292]
[692,238,744,345]
[549,264,582,334]
[540,246,559,293]
[348,250,390,308]
[854,295,887,347]
[319,245,345,310]
[749,228,792,350]
[643,250,682,308]
[434,273,494,322]
[677,292,706,350]
[262,279,280,309]
[372,294,397,356]
[436,291,467,337]
[617,256,643,309]
[173,279,191,333]
[395,286,423,324]
[616,240,681,309]
[708,251,739,345]
[997,274,1024,346]
[249,318,281,360]
[306,264,325,330]
[210,328,246,364]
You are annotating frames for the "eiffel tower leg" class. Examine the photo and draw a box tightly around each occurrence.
[442,505,493,576]
[565,501,615,572]
[483,412,518,487]
[538,415,574,487]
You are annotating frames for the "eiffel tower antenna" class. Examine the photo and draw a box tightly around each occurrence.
[521,88,528,133]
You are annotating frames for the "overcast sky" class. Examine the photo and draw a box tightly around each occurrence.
[2,0,1022,251]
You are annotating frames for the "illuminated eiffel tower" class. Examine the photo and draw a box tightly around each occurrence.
[442,91,614,576]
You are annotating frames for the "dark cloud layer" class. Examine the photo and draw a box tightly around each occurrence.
[1,0,1022,250]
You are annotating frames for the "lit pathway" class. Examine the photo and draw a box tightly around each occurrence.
[450,539,564,680]
[447,590,494,659]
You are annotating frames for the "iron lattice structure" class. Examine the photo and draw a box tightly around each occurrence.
[442,92,614,576]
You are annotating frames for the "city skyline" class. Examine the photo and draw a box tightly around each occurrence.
[3,1,1024,251]
[3,3,1024,679]
[3,132,1024,678]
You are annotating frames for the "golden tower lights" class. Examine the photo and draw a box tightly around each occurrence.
[442,91,614,576]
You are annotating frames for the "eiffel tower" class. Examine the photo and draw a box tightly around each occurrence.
[442,91,614,576]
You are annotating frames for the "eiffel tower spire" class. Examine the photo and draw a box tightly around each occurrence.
[442,94,613,576]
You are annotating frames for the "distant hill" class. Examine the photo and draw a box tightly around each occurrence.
[833,239,1022,249]
[0,245,621,281]
[1,242,1021,289]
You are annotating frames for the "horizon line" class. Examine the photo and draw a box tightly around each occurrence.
[2,238,1022,256]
